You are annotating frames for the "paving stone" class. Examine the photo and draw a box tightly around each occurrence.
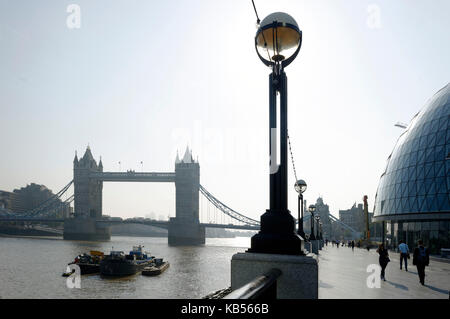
[318,245,450,299]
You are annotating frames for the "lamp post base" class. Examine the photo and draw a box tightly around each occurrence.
[247,209,305,255]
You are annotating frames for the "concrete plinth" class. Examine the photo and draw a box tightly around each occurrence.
[168,218,205,245]
[231,252,318,299]
[63,218,110,241]
[304,241,312,253]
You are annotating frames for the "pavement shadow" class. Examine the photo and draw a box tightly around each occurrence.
[385,280,409,291]
[424,284,449,295]
[319,280,333,288]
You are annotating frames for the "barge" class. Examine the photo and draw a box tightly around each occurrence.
[100,245,154,276]
[142,258,170,276]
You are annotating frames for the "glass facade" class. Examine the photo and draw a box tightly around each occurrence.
[373,83,450,254]
[385,220,450,254]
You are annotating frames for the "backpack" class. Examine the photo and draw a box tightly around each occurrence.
[417,247,427,264]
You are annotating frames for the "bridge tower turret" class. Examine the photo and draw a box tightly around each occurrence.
[73,146,103,219]
[168,147,205,245]
[65,146,110,240]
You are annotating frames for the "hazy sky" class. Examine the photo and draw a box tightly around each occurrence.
[1,0,449,221]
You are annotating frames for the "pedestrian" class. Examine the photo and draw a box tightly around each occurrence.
[398,240,410,271]
[351,240,355,251]
[376,243,390,281]
[336,240,339,248]
[413,239,430,285]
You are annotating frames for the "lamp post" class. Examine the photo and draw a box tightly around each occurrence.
[248,12,303,255]
[308,205,316,240]
[294,179,307,240]
[315,216,320,240]
[319,222,323,240]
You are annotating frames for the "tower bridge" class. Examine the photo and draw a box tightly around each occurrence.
[0,145,359,245]
[65,145,204,244]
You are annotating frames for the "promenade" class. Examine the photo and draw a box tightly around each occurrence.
[318,244,450,299]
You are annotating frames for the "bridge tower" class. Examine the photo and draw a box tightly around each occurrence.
[168,147,205,245]
[64,146,110,240]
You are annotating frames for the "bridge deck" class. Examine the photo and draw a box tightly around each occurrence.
[0,218,259,231]
[89,172,176,182]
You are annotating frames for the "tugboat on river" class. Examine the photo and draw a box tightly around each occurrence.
[62,250,104,276]
[100,245,154,276]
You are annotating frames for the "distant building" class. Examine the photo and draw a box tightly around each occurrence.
[304,197,332,239]
[339,203,366,234]
[338,203,382,240]
[0,183,71,218]
[0,190,19,211]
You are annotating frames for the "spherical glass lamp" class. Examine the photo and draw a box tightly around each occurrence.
[294,179,307,194]
[255,12,302,68]
[308,204,316,213]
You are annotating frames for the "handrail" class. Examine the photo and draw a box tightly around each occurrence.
[224,268,281,299]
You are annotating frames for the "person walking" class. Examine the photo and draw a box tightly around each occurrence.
[398,240,410,271]
[413,239,430,285]
[377,243,390,281]
[351,240,355,251]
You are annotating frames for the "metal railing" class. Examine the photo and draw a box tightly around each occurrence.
[224,268,282,299]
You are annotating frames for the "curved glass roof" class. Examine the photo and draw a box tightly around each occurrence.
[374,83,450,217]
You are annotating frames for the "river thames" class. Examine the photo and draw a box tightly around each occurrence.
[0,236,251,299]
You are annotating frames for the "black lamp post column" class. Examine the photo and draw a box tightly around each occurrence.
[298,193,305,239]
[248,67,304,255]
[309,212,316,241]
[316,219,320,240]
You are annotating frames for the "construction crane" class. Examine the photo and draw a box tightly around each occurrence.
[363,195,370,241]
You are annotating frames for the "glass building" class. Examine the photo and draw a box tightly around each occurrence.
[373,83,450,254]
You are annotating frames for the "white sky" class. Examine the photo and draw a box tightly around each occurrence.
[1,0,449,220]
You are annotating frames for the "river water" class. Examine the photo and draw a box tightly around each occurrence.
[0,236,251,299]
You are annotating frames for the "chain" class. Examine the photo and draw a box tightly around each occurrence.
[287,132,299,183]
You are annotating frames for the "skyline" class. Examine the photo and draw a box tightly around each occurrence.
[1,0,450,220]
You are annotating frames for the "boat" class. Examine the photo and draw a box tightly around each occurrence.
[142,258,169,276]
[62,250,104,276]
[100,245,154,276]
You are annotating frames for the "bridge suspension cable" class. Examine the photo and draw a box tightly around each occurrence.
[199,185,260,226]
[23,180,73,217]
[328,213,360,236]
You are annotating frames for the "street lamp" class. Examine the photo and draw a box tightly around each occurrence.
[294,179,307,240]
[308,205,316,240]
[249,12,303,255]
